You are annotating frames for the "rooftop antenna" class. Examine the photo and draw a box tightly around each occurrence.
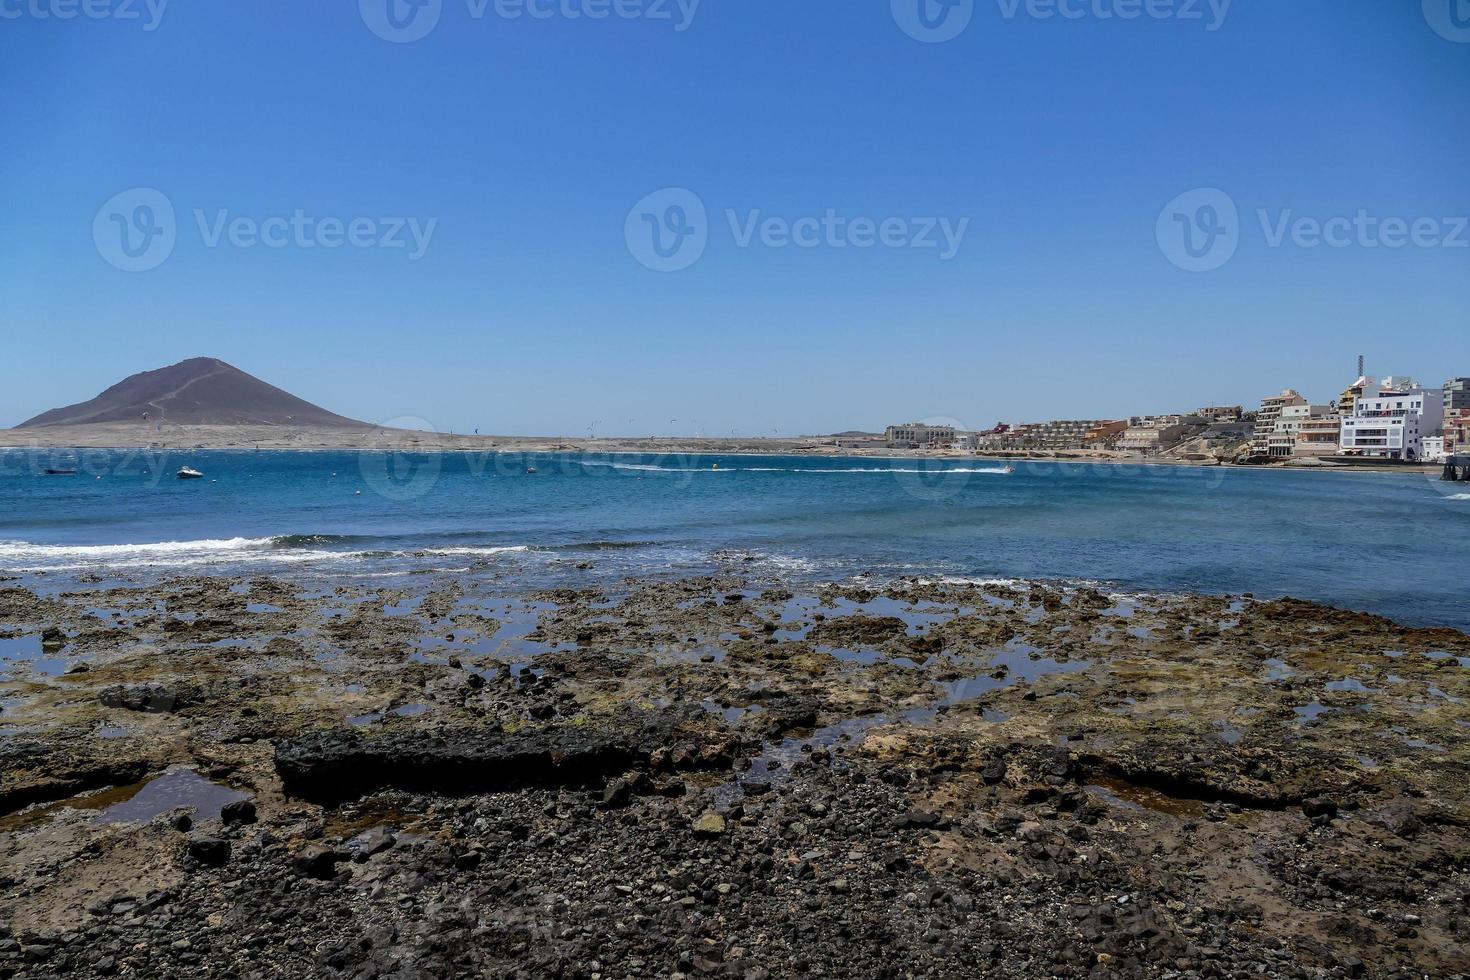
[1357,354,1364,378]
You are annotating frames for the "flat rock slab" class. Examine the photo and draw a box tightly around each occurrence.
[274,705,722,803]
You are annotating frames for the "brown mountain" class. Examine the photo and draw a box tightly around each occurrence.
[18,357,368,429]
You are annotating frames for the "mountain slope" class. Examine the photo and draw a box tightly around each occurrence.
[17,357,368,429]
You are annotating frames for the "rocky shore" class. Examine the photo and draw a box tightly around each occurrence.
[0,571,1467,978]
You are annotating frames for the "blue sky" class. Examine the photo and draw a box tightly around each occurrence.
[2,0,1467,435]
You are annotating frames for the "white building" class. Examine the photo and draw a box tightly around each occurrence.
[1339,387,1444,461]
[1295,415,1342,458]
[1422,436,1449,463]
[1266,403,1334,458]
[884,423,956,449]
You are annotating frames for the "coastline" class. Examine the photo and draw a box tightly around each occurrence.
[0,424,1444,478]
[0,569,1466,977]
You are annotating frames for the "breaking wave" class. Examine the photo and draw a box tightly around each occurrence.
[0,537,274,561]
[580,461,1013,476]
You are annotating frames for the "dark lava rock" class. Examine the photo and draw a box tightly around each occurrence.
[602,777,632,808]
[897,810,945,829]
[98,684,196,714]
[220,799,257,826]
[807,616,907,648]
[356,828,396,857]
[0,746,151,818]
[760,696,820,737]
[1302,796,1339,820]
[293,844,349,879]
[274,705,721,803]
[186,836,230,867]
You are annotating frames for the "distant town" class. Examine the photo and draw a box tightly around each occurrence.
[872,365,1470,466]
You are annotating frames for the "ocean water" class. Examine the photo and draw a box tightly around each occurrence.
[1,448,1467,629]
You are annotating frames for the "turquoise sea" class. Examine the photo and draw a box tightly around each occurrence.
[2,449,1468,630]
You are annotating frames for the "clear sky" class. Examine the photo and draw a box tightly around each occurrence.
[2,0,1467,436]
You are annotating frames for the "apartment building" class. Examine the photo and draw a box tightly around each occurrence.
[1339,387,1444,460]
[1336,376,1379,417]
[1258,403,1334,458]
[1295,415,1343,458]
[884,423,956,449]
[1249,390,1308,458]
[1084,420,1129,447]
[1446,378,1470,414]
[1117,421,1192,455]
[1445,409,1470,452]
[1196,405,1243,423]
[988,419,1122,451]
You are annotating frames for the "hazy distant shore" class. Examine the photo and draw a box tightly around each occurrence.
[0,423,1444,476]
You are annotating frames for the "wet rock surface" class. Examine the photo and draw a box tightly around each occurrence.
[0,571,1467,977]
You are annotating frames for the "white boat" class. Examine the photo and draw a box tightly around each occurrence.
[1001,465,1016,475]
[177,467,204,480]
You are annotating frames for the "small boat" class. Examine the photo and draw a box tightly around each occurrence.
[1001,465,1016,475]
[177,467,204,480]
[43,468,77,476]
[525,466,537,474]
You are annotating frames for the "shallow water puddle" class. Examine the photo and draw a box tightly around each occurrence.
[716,645,1091,804]
[779,595,965,640]
[701,700,765,724]
[1263,659,1293,682]
[1293,701,1331,723]
[0,635,70,677]
[96,767,246,825]
[0,635,42,661]
[348,703,430,727]
[1401,736,1447,752]
[940,642,1091,700]
[1084,776,1205,819]
[383,596,424,618]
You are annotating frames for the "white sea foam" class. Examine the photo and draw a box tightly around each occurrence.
[1448,493,1470,501]
[800,467,1010,474]
[582,462,1012,476]
[0,537,538,573]
[0,537,272,561]
[920,576,1025,588]
[578,461,701,473]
